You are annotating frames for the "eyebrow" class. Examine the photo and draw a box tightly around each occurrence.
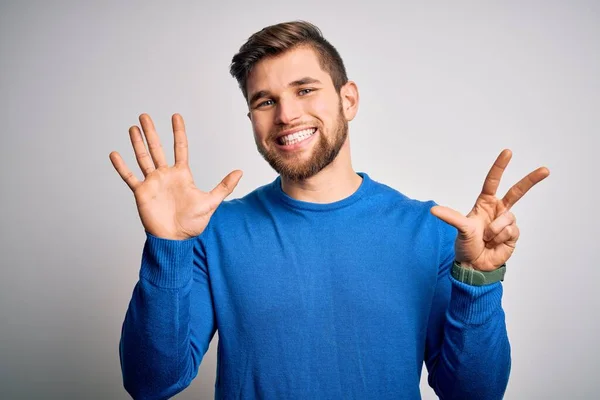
[248,77,323,106]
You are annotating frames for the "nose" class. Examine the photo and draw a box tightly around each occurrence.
[274,96,302,125]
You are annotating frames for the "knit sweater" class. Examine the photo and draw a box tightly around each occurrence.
[119,172,511,399]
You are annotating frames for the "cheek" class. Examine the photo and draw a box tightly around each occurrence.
[310,97,331,115]
[309,96,339,126]
[251,116,271,139]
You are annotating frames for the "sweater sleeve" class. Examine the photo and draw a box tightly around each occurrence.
[119,231,217,400]
[423,216,511,400]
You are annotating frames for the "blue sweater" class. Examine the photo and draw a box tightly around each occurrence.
[119,172,511,399]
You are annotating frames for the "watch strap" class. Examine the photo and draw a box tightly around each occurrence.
[451,261,506,286]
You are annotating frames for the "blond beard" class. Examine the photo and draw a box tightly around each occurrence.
[256,103,348,181]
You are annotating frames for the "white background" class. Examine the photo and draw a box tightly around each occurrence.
[1,1,598,399]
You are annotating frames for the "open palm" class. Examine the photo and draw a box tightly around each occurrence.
[109,113,242,240]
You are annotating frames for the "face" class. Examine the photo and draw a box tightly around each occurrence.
[245,46,357,181]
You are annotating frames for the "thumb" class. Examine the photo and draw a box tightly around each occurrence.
[430,205,470,233]
[209,169,243,206]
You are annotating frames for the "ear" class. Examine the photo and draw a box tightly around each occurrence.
[340,81,359,121]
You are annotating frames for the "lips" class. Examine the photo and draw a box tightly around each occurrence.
[277,128,317,146]
[274,128,318,151]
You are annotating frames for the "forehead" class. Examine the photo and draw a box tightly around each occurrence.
[246,46,333,94]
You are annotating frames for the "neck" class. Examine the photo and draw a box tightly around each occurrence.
[280,139,362,204]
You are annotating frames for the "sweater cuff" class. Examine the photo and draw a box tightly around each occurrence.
[448,275,504,325]
[139,231,196,289]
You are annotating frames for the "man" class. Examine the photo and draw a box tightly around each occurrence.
[110,21,549,399]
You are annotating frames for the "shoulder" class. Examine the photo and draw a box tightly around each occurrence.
[366,173,436,216]
[364,173,457,266]
[366,173,457,238]
[204,178,276,228]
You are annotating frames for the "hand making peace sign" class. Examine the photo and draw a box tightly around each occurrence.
[431,149,550,272]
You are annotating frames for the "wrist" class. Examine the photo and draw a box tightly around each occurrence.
[451,260,507,286]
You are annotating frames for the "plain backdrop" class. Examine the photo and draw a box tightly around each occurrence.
[1,1,598,399]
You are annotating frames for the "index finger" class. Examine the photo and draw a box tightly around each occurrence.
[480,149,512,197]
[501,166,550,209]
[172,114,188,165]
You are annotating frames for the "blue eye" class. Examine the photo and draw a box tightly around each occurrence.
[298,88,313,96]
[258,99,274,108]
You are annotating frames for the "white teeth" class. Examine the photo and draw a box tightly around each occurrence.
[279,128,316,145]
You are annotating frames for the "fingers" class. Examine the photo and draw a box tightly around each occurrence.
[502,166,550,210]
[484,211,520,249]
[109,151,141,191]
[208,170,244,208]
[172,114,188,166]
[483,211,516,241]
[480,149,512,197]
[430,205,471,233]
[138,114,168,168]
[129,125,155,176]
[485,223,520,249]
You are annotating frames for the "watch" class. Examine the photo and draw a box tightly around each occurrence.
[451,261,506,286]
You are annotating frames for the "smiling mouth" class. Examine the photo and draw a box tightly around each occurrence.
[277,128,317,146]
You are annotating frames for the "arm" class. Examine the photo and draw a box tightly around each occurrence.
[109,113,242,399]
[426,149,549,398]
[119,232,215,400]
[424,220,511,400]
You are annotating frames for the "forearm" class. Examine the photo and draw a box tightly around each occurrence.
[119,233,214,400]
[427,278,511,400]
[120,280,197,399]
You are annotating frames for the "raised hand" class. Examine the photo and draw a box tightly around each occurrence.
[431,149,549,272]
[109,113,243,240]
